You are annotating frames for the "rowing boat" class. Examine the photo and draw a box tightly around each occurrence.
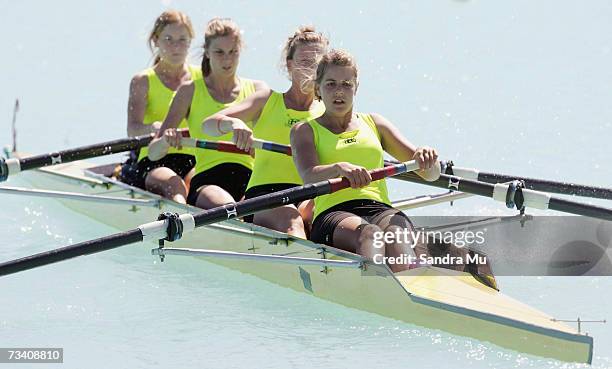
[4,153,593,364]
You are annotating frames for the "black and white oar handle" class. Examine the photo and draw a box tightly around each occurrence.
[394,171,612,221]
[0,160,421,277]
[0,130,190,181]
[444,162,612,200]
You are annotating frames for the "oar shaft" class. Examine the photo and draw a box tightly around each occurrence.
[251,139,292,155]
[191,160,420,227]
[180,137,292,156]
[0,229,144,277]
[180,137,247,155]
[19,135,155,171]
[548,197,612,220]
[194,183,325,227]
[447,164,612,200]
[394,172,612,221]
[0,130,190,181]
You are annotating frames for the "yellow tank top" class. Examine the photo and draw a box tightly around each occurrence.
[187,78,256,175]
[308,113,390,220]
[247,91,325,189]
[137,65,201,162]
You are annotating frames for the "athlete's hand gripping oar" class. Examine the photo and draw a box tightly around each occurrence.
[179,138,447,182]
[0,129,190,182]
[149,131,293,160]
[148,135,291,160]
[0,160,424,277]
[442,161,612,200]
[392,171,612,221]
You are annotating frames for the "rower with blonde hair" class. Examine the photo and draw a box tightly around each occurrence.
[201,26,329,237]
[125,10,199,203]
[291,49,440,272]
[149,17,267,208]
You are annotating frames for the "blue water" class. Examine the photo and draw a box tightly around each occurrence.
[1,1,611,368]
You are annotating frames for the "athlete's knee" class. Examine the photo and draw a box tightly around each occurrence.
[283,215,304,235]
[273,208,305,237]
[376,211,412,230]
[155,176,183,197]
[164,174,184,187]
[196,185,234,209]
[358,224,382,244]
[382,224,412,243]
[383,224,403,234]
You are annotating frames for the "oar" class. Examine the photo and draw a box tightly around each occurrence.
[179,139,612,220]
[179,137,292,156]
[392,171,612,221]
[251,139,292,156]
[148,137,291,160]
[0,160,421,277]
[443,161,612,200]
[179,137,248,155]
[0,130,189,182]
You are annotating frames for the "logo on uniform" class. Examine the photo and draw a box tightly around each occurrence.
[286,118,301,127]
[343,138,357,144]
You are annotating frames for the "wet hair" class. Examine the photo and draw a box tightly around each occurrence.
[202,18,243,77]
[281,25,329,74]
[314,49,359,99]
[147,10,195,65]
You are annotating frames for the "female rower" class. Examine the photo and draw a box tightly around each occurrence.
[149,18,267,209]
[201,26,329,237]
[126,10,199,203]
[291,49,440,273]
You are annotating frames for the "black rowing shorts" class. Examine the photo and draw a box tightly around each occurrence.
[310,199,409,246]
[121,153,195,190]
[186,163,252,206]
